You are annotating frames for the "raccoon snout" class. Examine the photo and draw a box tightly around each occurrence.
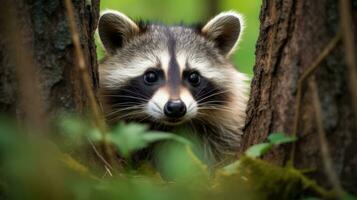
[164,100,186,118]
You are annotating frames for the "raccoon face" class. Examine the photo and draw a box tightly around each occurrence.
[98,10,246,126]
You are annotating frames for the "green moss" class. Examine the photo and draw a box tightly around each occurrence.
[236,156,335,200]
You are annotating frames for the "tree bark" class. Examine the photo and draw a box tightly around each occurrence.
[0,0,100,121]
[241,0,357,193]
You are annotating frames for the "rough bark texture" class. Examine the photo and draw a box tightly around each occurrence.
[241,0,357,193]
[0,0,100,119]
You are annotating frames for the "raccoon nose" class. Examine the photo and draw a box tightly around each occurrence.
[164,100,186,118]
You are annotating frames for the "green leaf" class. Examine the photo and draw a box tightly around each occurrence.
[142,132,191,146]
[343,193,357,200]
[109,123,149,157]
[268,133,297,145]
[59,116,86,136]
[155,143,209,182]
[300,197,320,200]
[88,128,102,141]
[221,160,241,175]
[108,123,190,158]
[245,143,273,158]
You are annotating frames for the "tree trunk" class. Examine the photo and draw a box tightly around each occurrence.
[241,0,357,193]
[0,0,100,121]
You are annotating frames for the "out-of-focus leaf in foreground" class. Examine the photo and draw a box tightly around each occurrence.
[245,143,273,158]
[109,123,191,158]
[268,133,297,145]
[245,133,297,158]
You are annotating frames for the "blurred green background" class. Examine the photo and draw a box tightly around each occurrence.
[97,0,261,76]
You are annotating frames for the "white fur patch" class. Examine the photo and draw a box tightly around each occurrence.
[189,58,226,83]
[100,50,171,88]
[176,52,187,74]
[100,57,155,88]
[146,87,169,119]
[180,88,198,118]
[160,50,171,77]
[146,87,198,121]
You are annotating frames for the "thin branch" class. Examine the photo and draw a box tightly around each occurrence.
[87,138,113,173]
[63,0,118,172]
[290,32,342,163]
[339,0,357,124]
[63,0,105,132]
[309,78,345,199]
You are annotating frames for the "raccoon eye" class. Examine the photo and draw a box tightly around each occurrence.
[144,71,158,84]
[188,72,201,86]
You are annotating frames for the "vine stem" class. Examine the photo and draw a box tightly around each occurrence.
[64,0,118,174]
[309,78,345,199]
[339,0,357,124]
[290,32,341,165]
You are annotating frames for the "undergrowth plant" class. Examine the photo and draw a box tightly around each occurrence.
[0,116,355,200]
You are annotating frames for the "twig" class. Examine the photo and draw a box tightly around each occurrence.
[339,0,357,124]
[290,32,342,163]
[88,138,113,174]
[63,0,117,172]
[309,78,345,199]
[63,0,105,133]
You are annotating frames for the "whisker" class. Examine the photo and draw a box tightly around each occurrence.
[194,87,218,100]
[195,112,226,122]
[196,90,230,104]
[111,102,147,107]
[195,88,230,100]
[105,105,145,114]
[198,100,227,105]
[109,111,147,122]
[194,86,207,100]
[198,107,235,114]
[110,103,146,108]
[102,94,149,102]
[105,105,146,118]
[137,115,153,123]
[107,88,149,99]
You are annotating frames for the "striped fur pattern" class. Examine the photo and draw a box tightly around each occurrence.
[98,10,249,166]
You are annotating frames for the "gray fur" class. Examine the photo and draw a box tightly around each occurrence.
[98,10,249,166]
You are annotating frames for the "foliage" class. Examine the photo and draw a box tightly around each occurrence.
[223,156,334,200]
[245,143,273,158]
[245,133,297,158]
[1,116,354,200]
[109,123,191,158]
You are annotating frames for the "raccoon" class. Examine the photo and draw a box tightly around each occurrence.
[98,10,249,166]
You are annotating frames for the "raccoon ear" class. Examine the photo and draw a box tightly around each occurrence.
[201,11,244,56]
[98,10,140,54]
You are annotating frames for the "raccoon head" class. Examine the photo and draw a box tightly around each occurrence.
[98,10,247,127]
